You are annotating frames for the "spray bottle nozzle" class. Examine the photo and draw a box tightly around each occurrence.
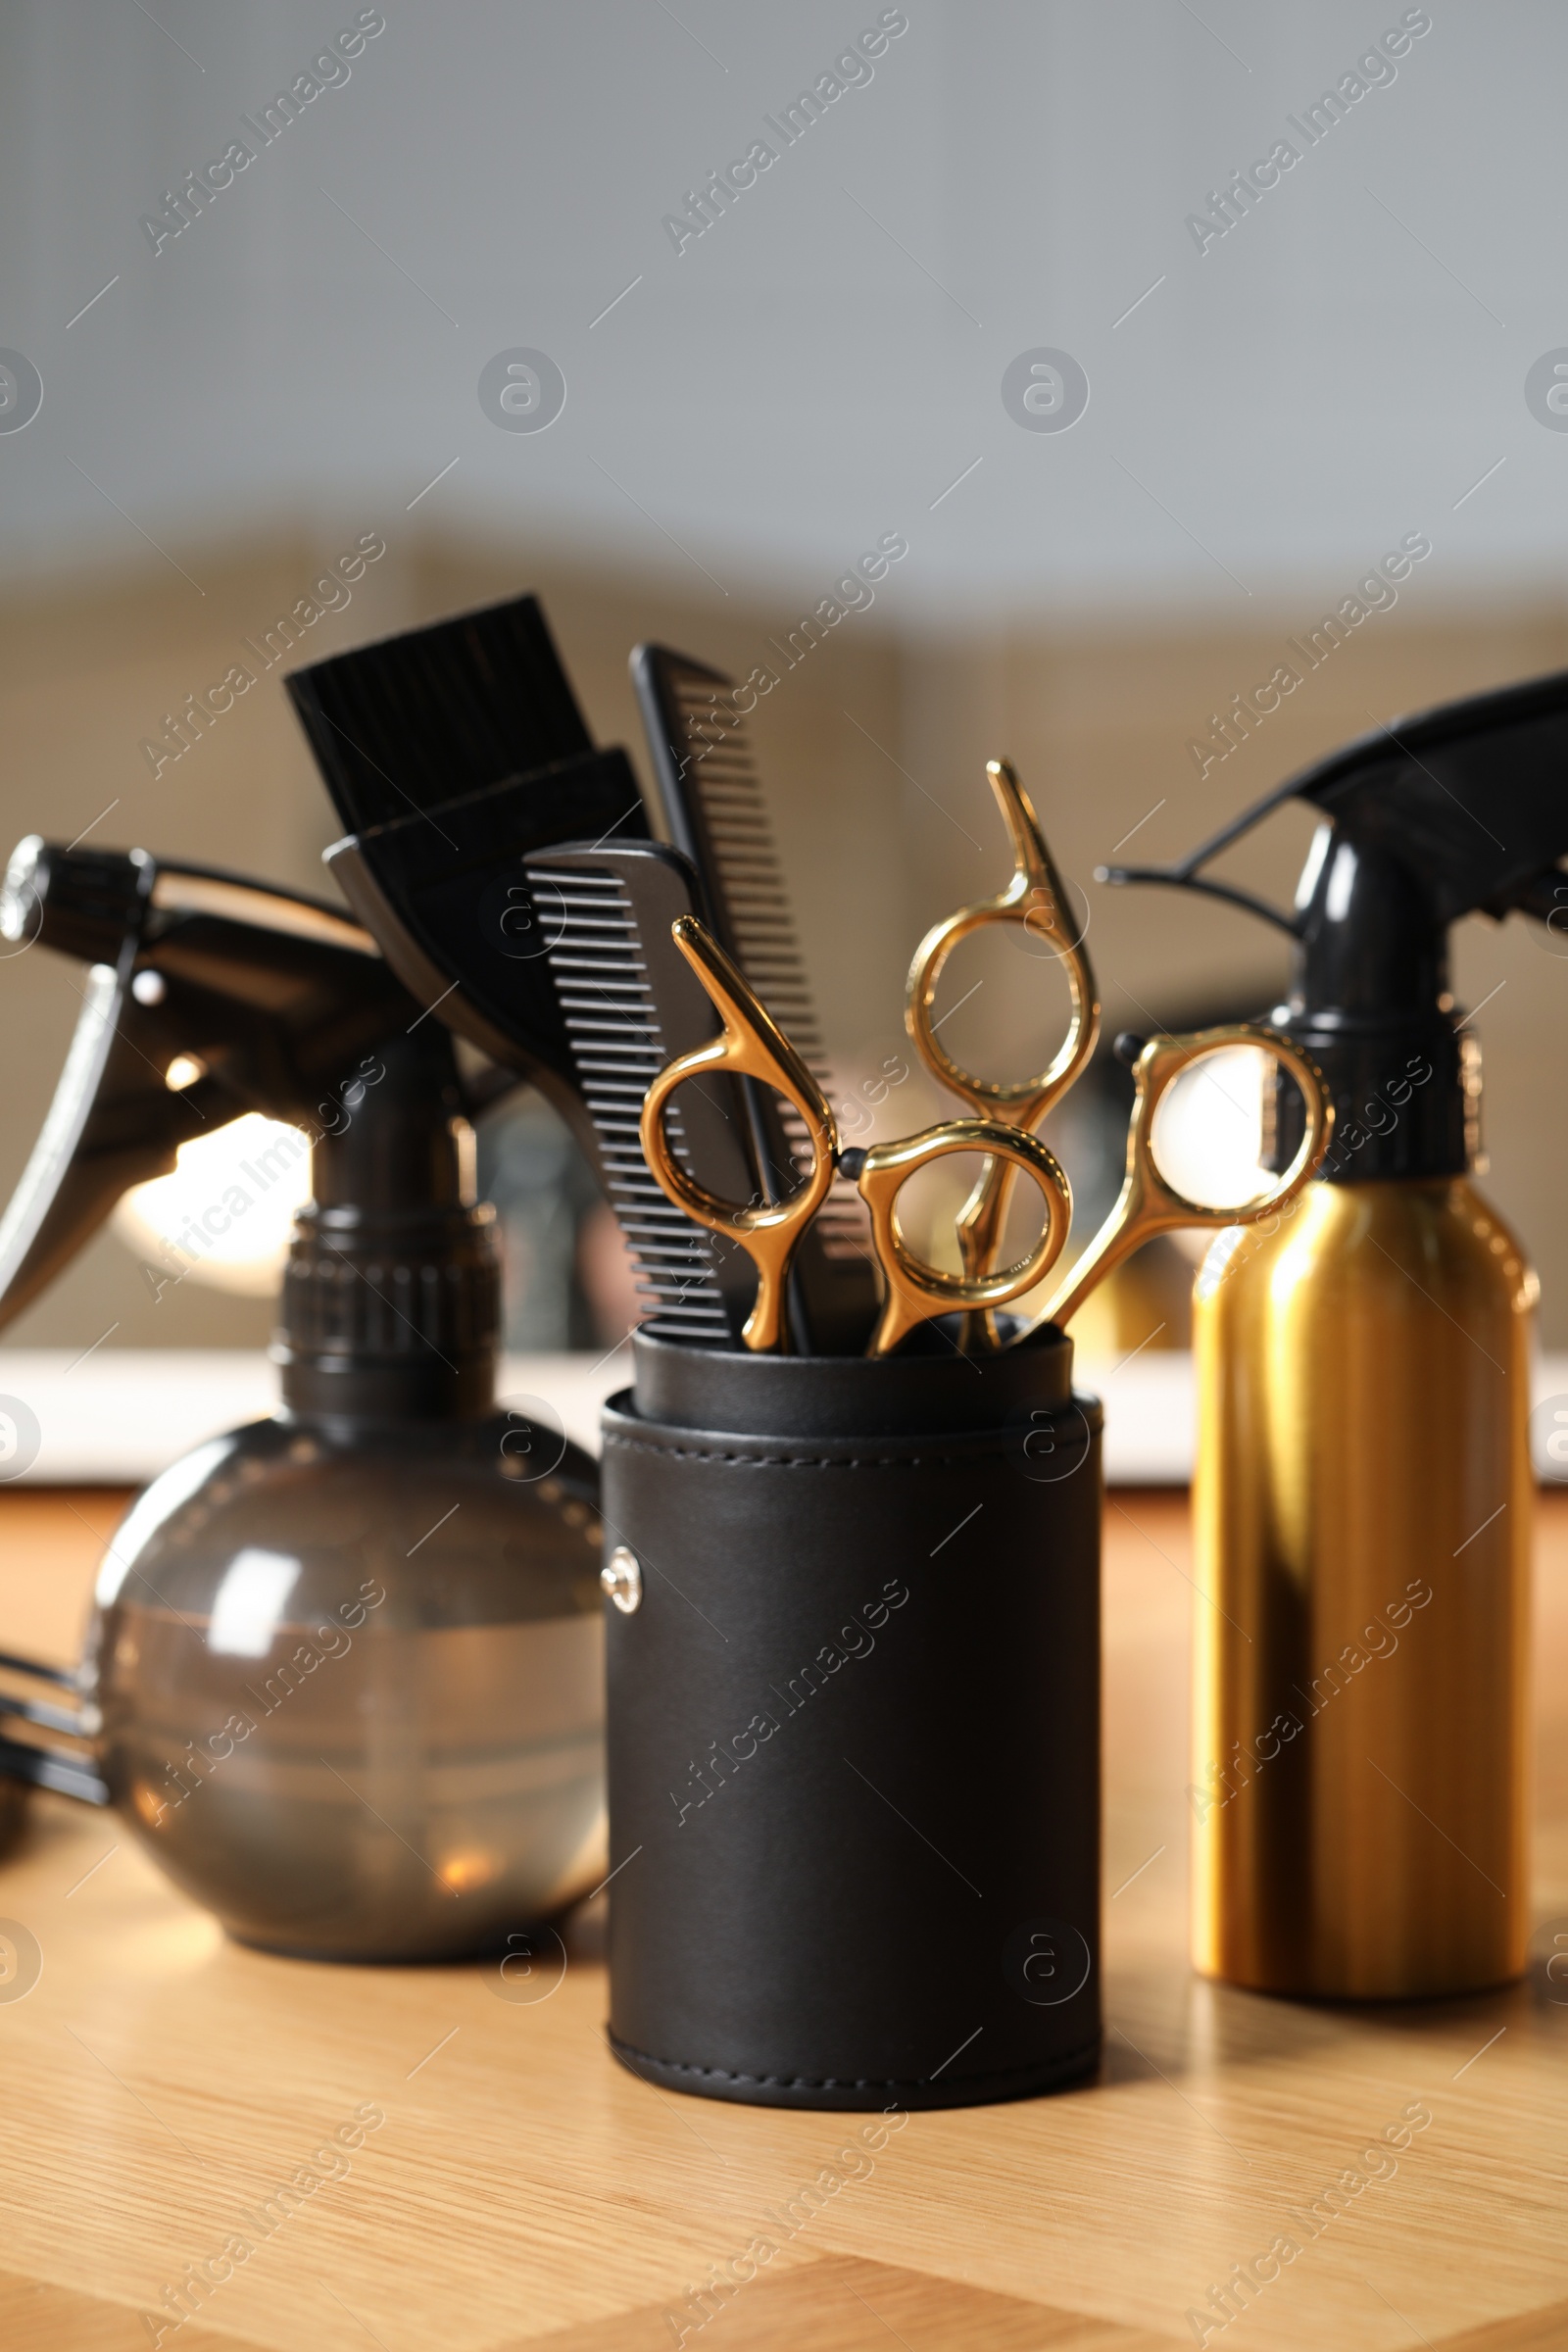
[0,837,46,947]
[1101,667,1568,1181]
[0,836,506,1414]
[2,837,155,963]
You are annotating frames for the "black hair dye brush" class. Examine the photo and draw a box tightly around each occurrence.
[292,595,594,832]
[286,595,649,1166]
[288,596,771,1346]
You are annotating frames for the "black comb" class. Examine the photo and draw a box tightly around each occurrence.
[523,842,762,1347]
[631,644,877,1351]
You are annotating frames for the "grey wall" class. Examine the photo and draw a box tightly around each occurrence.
[4,2,1564,615]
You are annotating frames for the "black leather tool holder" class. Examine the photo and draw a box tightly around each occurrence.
[600,1329,1102,2111]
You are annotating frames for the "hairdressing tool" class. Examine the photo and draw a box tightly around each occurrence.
[902,760,1330,1344]
[291,593,593,833]
[632,644,879,1352]
[0,1649,106,1803]
[905,758,1100,1344]
[1012,1024,1332,1337]
[0,835,606,1959]
[641,917,1071,1356]
[521,841,765,1347]
[286,596,649,1161]
[1103,666,1568,1998]
[0,834,411,1327]
[289,601,782,1342]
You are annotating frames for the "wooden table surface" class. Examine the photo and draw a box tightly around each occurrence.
[1,1484,1565,2352]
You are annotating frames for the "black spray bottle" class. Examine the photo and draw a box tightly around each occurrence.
[0,835,606,1959]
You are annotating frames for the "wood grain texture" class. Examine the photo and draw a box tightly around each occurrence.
[0,1486,1565,2349]
[0,2267,263,2352]
[1432,2304,1568,2352]
[517,2254,1184,2350]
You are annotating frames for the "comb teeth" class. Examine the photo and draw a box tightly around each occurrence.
[531,864,731,1343]
[663,668,869,1263]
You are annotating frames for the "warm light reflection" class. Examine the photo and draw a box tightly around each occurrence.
[111,1113,313,1296]
[1149,1045,1272,1211]
[132,1780,168,1829]
[438,1850,499,1893]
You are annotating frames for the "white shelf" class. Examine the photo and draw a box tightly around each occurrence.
[0,1350,631,1488]
[0,1347,1563,1489]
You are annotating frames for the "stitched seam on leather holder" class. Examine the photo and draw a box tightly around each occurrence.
[601,1433,1055,1470]
[610,2030,1101,2092]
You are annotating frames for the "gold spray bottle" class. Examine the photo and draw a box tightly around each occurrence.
[1104,673,1568,1998]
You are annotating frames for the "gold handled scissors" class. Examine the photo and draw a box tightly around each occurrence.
[1015,1025,1334,1340]
[906,758,1101,1342]
[641,916,1074,1357]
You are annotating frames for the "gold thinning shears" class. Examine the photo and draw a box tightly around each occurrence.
[640,916,1073,1356]
[1018,1024,1334,1339]
[906,759,1101,1344]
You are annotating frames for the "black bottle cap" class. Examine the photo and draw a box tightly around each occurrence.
[1266,830,1468,1179]
[272,1029,500,1422]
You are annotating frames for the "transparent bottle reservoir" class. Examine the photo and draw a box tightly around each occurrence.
[83,1413,607,1961]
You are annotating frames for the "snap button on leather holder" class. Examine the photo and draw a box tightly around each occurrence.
[600,1547,642,1613]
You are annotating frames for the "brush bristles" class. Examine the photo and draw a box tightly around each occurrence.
[286,595,593,834]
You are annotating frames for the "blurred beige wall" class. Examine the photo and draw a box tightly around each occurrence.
[3,538,1566,1347]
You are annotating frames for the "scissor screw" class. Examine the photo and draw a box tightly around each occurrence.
[601,1547,643,1614]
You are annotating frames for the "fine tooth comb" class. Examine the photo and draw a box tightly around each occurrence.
[524,841,763,1348]
[631,644,878,1353]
